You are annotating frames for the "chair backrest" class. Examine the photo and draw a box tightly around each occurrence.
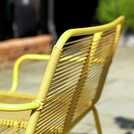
[33,16,124,133]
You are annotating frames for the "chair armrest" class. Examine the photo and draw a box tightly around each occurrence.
[0,101,40,111]
[11,54,50,92]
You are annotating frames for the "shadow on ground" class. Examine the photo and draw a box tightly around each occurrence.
[115,116,134,134]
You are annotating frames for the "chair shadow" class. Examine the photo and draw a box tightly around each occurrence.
[114,116,134,134]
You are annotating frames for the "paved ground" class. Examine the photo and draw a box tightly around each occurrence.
[0,45,134,134]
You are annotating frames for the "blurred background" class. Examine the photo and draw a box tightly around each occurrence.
[0,0,134,134]
[0,0,134,42]
[0,0,98,40]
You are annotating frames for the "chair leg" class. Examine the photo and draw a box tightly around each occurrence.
[92,106,103,134]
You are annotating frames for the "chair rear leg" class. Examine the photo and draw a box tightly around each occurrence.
[92,106,103,134]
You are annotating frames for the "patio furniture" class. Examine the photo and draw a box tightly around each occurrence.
[0,16,124,134]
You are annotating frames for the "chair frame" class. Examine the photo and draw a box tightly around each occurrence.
[0,16,124,134]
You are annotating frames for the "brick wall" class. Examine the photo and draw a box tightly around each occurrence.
[0,35,52,67]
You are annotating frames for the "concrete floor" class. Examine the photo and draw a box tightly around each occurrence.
[0,46,134,134]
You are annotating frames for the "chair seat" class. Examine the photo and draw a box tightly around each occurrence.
[0,126,25,134]
[0,90,35,104]
[0,91,34,133]
[0,89,35,103]
[0,89,93,133]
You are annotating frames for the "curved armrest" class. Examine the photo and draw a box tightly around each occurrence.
[11,54,50,92]
[0,101,40,111]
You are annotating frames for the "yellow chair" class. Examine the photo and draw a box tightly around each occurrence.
[0,16,124,134]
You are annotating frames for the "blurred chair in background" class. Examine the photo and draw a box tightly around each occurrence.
[0,0,99,41]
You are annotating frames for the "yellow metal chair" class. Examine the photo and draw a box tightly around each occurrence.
[0,16,124,134]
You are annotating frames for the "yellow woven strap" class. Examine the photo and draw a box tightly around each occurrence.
[91,58,105,64]
[0,119,27,128]
[50,127,63,134]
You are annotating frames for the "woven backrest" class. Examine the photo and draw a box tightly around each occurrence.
[34,17,124,134]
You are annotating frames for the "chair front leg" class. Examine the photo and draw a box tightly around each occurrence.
[92,106,103,134]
